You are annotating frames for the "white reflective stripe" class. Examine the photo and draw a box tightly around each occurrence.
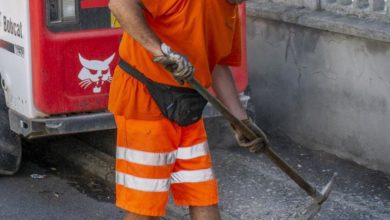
[177,142,209,160]
[116,146,177,166]
[116,172,170,192]
[170,168,214,184]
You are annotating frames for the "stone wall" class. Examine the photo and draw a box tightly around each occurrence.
[246,1,390,173]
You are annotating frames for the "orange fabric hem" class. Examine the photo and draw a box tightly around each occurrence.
[116,202,166,217]
[116,184,169,217]
[174,198,219,207]
[171,180,219,207]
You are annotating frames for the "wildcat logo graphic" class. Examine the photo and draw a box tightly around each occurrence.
[78,53,115,94]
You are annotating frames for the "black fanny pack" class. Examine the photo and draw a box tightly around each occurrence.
[118,59,207,126]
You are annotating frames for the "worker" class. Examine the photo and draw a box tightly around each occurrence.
[108,0,264,219]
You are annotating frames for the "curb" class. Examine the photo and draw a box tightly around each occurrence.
[45,136,188,219]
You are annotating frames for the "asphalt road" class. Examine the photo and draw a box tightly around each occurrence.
[0,161,124,220]
[205,119,390,219]
[77,118,390,219]
[1,118,390,220]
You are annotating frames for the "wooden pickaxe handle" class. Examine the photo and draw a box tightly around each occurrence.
[187,77,331,203]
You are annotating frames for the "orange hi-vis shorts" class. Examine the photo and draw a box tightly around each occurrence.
[114,115,219,217]
[109,0,242,216]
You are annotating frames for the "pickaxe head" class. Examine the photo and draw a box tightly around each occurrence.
[294,173,338,220]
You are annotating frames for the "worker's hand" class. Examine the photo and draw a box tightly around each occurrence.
[231,118,268,153]
[153,43,194,85]
[226,0,245,5]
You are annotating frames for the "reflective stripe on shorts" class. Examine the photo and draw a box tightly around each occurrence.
[171,168,215,184]
[116,141,209,166]
[116,141,212,190]
[177,142,210,160]
[114,115,219,216]
[116,147,177,166]
[116,171,170,192]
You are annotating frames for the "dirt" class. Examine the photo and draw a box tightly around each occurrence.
[22,137,115,203]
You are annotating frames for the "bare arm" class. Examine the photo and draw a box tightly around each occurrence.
[212,65,248,120]
[109,0,163,56]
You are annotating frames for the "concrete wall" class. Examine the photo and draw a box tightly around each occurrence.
[246,2,390,173]
[257,0,320,10]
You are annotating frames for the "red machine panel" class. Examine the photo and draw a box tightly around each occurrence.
[29,1,248,115]
[30,1,122,115]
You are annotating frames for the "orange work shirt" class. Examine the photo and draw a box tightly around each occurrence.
[109,0,242,120]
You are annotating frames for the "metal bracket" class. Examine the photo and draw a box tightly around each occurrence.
[8,110,116,139]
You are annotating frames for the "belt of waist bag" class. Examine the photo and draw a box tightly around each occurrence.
[118,58,197,92]
[118,58,151,85]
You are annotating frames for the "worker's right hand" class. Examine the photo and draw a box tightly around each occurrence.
[231,118,268,153]
[153,43,194,85]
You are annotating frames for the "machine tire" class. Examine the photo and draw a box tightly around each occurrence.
[0,80,22,175]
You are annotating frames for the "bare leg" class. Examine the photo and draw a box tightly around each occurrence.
[189,205,221,220]
[123,212,160,220]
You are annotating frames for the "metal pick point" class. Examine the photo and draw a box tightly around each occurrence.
[294,173,338,220]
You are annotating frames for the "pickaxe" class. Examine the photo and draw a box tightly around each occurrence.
[186,77,337,219]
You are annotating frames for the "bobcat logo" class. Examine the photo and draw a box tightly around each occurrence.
[78,53,115,94]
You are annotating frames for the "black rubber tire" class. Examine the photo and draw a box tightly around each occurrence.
[0,79,22,175]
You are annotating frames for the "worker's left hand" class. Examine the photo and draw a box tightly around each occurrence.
[231,118,268,153]
[153,43,194,85]
[226,0,245,5]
